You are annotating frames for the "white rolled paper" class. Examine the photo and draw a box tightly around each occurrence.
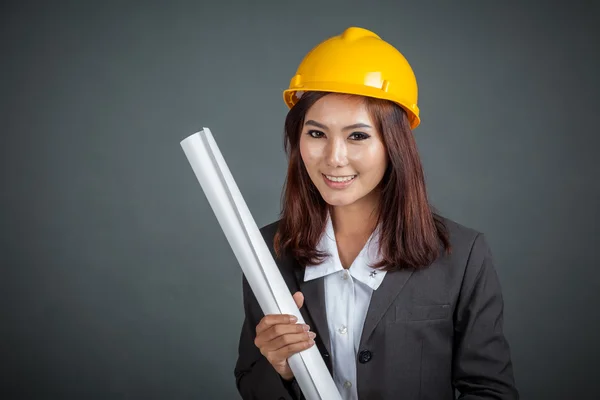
[180,128,342,400]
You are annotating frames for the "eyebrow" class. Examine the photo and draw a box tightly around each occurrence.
[304,120,372,131]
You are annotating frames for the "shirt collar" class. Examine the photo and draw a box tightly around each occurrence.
[303,212,386,290]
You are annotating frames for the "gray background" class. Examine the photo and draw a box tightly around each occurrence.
[1,0,599,399]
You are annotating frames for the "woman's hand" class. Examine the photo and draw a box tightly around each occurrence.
[253,291,316,381]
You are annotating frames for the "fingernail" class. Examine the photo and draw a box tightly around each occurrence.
[308,339,315,345]
[303,324,310,331]
[289,315,298,323]
[308,332,316,339]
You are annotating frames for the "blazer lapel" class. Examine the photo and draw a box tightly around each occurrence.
[295,266,332,359]
[359,268,415,348]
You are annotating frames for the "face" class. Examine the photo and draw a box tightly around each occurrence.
[299,94,388,211]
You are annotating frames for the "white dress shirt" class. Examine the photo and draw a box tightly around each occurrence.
[304,213,386,400]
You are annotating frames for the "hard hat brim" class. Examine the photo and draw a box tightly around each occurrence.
[283,81,420,130]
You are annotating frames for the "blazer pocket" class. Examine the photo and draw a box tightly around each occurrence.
[395,304,451,322]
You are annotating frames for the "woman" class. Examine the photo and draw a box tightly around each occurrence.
[234,27,518,399]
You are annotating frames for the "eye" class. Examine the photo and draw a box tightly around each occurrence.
[306,130,325,138]
[349,132,370,140]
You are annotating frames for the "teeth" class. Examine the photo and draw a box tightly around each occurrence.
[325,175,356,182]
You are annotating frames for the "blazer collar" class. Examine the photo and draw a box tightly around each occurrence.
[295,265,332,358]
[359,268,415,349]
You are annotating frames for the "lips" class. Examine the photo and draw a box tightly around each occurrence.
[324,174,357,182]
[322,173,357,189]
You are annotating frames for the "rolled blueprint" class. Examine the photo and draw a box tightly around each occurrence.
[180,128,342,400]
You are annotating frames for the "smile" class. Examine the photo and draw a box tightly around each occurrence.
[322,174,357,189]
[324,174,357,182]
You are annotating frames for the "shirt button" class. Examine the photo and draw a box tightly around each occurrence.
[342,270,349,280]
[343,381,352,388]
[338,325,347,334]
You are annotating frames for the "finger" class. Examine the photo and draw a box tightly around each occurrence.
[292,291,304,309]
[255,314,297,335]
[269,331,316,353]
[257,322,310,346]
[267,336,315,362]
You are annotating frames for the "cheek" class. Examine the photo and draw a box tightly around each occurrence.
[299,138,308,165]
[299,140,322,167]
[349,143,387,172]
[374,146,389,172]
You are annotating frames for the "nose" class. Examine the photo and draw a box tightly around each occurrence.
[325,137,348,167]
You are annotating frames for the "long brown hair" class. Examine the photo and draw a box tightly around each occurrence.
[273,91,451,271]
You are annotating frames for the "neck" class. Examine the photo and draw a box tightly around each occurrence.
[330,192,380,238]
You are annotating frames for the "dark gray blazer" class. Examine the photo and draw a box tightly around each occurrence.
[234,216,519,399]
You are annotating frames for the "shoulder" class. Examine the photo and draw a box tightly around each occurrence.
[258,220,282,259]
[257,219,301,283]
[261,215,491,260]
[259,219,281,243]
[436,213,491,260]
[258,219,292,259]
[260,215,494,270]
[241,219,301,307]
[433,214,497,294]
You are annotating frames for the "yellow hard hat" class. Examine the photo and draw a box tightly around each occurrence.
[283,27,421,129]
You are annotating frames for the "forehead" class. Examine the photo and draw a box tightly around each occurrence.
[305,94,372,125]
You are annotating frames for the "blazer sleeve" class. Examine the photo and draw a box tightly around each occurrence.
[452,233,520,399]
[234,275,305,400]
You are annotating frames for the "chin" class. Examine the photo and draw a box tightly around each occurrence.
[324,200,353,207]
[320,193,360,207]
